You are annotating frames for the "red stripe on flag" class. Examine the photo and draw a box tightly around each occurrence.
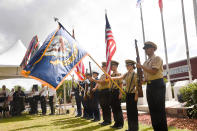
[105,14,116,75]
[75,61,85,80]
[159,0,163,11]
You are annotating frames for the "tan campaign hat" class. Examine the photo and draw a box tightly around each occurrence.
[143,41,157,50]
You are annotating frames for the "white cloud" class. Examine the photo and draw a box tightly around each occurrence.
[0,0,197,80]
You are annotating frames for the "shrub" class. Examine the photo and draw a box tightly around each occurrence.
[121,93,126,103]
[179,82,197,118]
[179,83,197,106]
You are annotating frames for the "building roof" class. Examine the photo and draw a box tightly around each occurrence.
[0,40,26,66]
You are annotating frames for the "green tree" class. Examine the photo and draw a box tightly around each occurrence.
[56,80,77,103]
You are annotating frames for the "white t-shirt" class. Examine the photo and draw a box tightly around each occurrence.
[40,86,48,96]
[34,91,39,96]
[48,87,56,96]
[28,91,34,98]
[0,90,9,106]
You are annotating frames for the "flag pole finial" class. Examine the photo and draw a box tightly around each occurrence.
[53,17,59,22]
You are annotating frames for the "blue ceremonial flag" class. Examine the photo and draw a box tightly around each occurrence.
[21,25,88,90]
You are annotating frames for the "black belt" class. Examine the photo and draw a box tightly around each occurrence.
[147,78,163,84]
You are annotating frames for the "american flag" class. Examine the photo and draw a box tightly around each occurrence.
[105,13,116,75]
[72,28,85,80]
[75,61,86,80]
[159,0,163,11]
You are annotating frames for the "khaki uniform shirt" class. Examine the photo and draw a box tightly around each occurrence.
[123,71,138,93]
[98,74,109,90]
[143,54,163,81]
[111,72,122,89]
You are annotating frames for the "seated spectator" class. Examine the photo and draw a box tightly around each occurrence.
[12,86,25,116]
[0,85,9,118]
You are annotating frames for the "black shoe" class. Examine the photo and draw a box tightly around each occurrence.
[116,126,123,129]
[110,124,117,128]
[110,124,123,129]
[86,117,92,120]
[75,115,81,117]
[81,116,88,119]
[91,119,100,122]
[49,113,54,115]
[99,121,104,125]
[100,122,111,126]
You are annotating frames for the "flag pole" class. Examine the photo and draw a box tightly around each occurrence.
[181,0,193,83]
[159,3,171,84]
[193,0,197,36]
[69,74,84,90]
[88,54,125,95]
[139,3,147,60]
[63,80,66,113]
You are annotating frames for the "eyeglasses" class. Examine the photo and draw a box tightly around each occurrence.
[126,64,133,67]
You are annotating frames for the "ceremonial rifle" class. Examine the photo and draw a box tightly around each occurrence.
[135,39,143,97]
[89,62,94,99]
[84,69,88,100]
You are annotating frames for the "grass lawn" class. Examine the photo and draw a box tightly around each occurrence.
[0,113,191,131]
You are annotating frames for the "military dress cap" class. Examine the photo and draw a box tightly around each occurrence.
[125,59,136,65]
[111,60,119,66]
[102,62,106,67]
[143,41,157,50]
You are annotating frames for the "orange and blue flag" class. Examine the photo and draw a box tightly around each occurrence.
[21,25,87,90]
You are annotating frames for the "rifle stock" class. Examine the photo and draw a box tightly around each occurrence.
[135,39,143,97]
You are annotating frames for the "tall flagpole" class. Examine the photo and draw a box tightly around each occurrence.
[139,3,147,60]
[181,0,193,83]
[159,4,171,84]
[193,0,197,36]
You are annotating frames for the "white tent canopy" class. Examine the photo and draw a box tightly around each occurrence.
[0,78,41,91]
[0,40,26,79]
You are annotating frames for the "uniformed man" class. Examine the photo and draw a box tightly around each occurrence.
[112,60,139,131]
[90,71,100,122]
[28,87,35,114]
[32,84,39,114]
[80,80,89,118]
[12,86,25,116]
[84,73,93,120]
[8,88,15,117]
[48,87,56,115]
[0,85,9,118]
[137,41,168,131]
[39,84,48,115]
[110,60,124,129]
[74,81,82,117]
[89,62,111,126]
